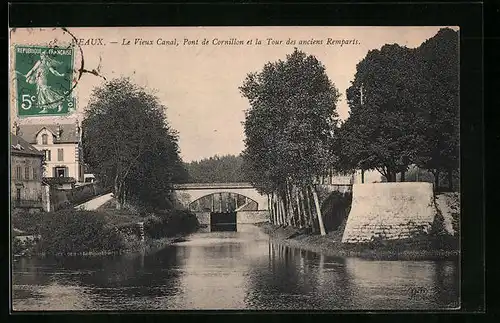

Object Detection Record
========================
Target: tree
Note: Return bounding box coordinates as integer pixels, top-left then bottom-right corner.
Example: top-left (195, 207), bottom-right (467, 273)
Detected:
top-left (342, 44), bottom-right (429, 182)
top-left (339, 28), bottom-right (459, 189)
top-left (125, 128), bottom-right (188, 210)
top-left (184, 154), bottom-right (250, 183)
top-left (240, 48), bottom-right (341, 235)
top-left (82, 77), bottom-right (185, 210)
top-left (414, 28), bottom-right (459, 191)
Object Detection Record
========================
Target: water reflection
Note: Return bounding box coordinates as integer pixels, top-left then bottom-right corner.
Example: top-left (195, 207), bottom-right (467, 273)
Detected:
top-left (12, 224), bottom-right (459, 311)
top-left (244, 243), bottom-right (356, 309)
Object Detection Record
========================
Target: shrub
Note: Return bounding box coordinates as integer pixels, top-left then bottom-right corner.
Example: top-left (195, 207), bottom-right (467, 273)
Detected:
top-left (35, 210), bottom-right (125, 255)
top-left (12, 235), bottom-right (40, 256)
top-left (12, 237), bottom-right (25, 255)
top-left (11, 211), bottom-right (44, 235)
top-left (144, 209), bottom-right (199, 239)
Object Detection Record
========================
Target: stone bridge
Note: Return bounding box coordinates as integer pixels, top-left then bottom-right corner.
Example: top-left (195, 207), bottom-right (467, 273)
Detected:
top-left (172, 182), bottom-right (269, 211)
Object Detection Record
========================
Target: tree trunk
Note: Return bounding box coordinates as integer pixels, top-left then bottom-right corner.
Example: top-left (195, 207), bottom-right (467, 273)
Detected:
top-left (298, 187), bottom-right (311, 228)
top-left (434, 169), bottom-right (440, 192)
top-left (271, 194), bottom-right (275, 224)
top-left (281, 193), bottom-right (287, 226)
top-left (274, 194), bottom-right (279, 225)
top-left (287, 184), bottom-right (298, 227)
top-left (268, 194), bottom-right (273, 224)
top-left (305, 186), bottom-right (317, 233)
top-left (114, 173), bottom-right (121, 210)
top-left (361, 169), bottom-right (365, 183)
top-left (448, 168), bottom-right (453, 192)
top-left (401, 169), bottom-right (406, 182)
top-left (310, 184), bottom-right (326, 236)
top-left (280, 196), bottom-right (285, 226)
top-left (285, 191), bottom-right (293, 227)
top-left (267, 194), bottom-right (273, 224)
top-left (273, 193), bottom-right (279, 225)
top-left (123, 185), bottom-right (127, 207)
top-left (276, 197), bottom-right (280, 225)
top-left (295, 187), bottom-right (304, 229)
top-left (280, 195), bottom-right (287, 226)
top-left (299, 188), bottom-right (306, 228)
top-left (386, 169), bottom-right (396, 182)
top-left (116, 180), bottom-right (125, 211)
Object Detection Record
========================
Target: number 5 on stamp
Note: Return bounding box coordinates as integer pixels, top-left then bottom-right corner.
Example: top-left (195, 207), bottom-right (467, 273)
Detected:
top-left (15, 45), bottom-right (76, 117)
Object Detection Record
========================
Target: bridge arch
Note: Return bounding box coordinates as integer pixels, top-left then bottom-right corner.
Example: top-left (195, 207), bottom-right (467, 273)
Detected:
top-left (188, 192), bottom-right (258, 212)
top-left (172, 182), bottom-right (269, 211)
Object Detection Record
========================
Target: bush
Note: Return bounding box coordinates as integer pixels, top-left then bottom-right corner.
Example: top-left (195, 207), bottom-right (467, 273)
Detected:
top-left (12, 237), bottom-right (25, 255)
top-left (11, 211), bottom-right (44, 235)
top-left (144, 209), bottom-right (199, 239)
top-left (36, 210), bottom-right (125, 255)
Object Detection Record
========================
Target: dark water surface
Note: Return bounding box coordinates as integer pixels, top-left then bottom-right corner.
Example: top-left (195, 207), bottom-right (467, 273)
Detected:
top-left (12, 224), bottom-right (459, 311)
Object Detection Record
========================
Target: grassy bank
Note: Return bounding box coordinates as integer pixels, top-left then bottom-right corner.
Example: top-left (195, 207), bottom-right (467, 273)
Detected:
top-left (11, 202), bottom-right (199, 258)
top-left (256, 222), bottom-right (459, 261)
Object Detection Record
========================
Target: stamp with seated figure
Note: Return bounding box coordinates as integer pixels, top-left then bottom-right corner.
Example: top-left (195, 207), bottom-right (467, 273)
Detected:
top-left (15, 45), bottom-right (76, 116)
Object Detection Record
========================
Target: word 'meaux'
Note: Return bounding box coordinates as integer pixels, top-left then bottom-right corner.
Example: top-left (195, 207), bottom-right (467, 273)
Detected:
top-left (71, 38), bottom-right (104, 46)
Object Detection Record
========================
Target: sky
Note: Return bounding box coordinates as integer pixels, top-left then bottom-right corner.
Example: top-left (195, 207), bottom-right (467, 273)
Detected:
top-left (9, 26), bottom-right (456, 162)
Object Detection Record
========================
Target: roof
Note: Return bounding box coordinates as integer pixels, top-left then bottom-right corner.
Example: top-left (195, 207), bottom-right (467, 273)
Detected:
top-left (10, 133), bottom-right (44, 156)
top-left (17, 123), bottom-right (80, 144)
top-left (43, 177), bottom-right (76, 185)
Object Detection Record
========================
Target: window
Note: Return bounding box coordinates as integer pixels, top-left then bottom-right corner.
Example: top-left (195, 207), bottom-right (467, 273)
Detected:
top-left (16, 166), bottom-right (22, 180)
top-left (16, 188), bottom-right (21, 201)
top-left (55, 167), bottom-right (66, 177)
top-left (25, 167), bottom-right (30, 180)
top-left (33, 167), bottom-right (38, 180)
top-left (42, 134), bottom-right (48, 145)
top-left (44, 149), bottom-right (51, 161)
top-left (57, 148), bottom-right (64, 161)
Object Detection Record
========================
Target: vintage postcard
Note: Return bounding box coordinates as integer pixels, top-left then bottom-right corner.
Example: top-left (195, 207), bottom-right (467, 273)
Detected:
top-left (9, 26), bottom-right (460, 311)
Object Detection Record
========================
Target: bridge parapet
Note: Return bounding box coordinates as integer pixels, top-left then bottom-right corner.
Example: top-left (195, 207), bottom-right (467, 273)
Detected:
top-left (174, 182), bottom-right (257, 190)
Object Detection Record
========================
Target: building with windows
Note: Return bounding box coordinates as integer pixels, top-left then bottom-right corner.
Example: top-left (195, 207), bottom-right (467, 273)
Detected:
top-left (10, 133), bottom-right (45, 212)
top-left (16, 121), bottom-right (84, 183)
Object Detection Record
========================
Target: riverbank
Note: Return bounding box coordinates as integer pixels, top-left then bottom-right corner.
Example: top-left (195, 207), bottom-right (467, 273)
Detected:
top-left (256, 222), bottom-right (459, 261)
top-left (13, 233), bottom-right (188, 259)
top-left (12, 200), bottom-right (199, 258)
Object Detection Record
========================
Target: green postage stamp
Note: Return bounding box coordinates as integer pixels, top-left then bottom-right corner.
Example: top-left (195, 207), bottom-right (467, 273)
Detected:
top-left (15, 45), bottom-right (76, 117)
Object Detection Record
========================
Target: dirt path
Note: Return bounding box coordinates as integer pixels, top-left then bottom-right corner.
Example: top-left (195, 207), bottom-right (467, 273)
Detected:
top-left (74, 193), bottom-right (114, 211)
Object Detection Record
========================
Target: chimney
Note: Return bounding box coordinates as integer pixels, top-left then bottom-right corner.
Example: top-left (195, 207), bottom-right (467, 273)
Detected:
top-left (56, 124), bottom-right (61, 140)
top-left (13, 121), bottom-right (20, 136)
top-left (75, 119), bottom-right (80, 137)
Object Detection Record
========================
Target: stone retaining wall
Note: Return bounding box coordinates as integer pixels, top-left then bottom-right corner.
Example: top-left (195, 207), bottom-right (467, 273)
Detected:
top-left (341, 182), bottom-right (437, 243)
top-left (237, 210), bottom-right (270, 224)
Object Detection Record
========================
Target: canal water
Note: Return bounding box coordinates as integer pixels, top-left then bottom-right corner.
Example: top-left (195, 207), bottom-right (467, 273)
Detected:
top-left (11, 224), bottom-right (459, 311)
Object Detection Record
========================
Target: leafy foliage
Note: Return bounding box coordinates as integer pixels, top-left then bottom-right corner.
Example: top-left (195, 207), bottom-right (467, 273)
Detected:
top-left (82, 77), bottom-right (188, 210)
top-left (340, 28), bottom-right (459, 187)
top-left (35, 210), bottom-right (125, 255)
top-left (414, 28), bottom-right (459, 189)
top-left (184, 154), bottom-right (250, 183)
top-left (240, 48), bottom-right (341, 234)
top-left (240, 48), bottom-right (340, 193)
top-left (11, 211), bottom-right (44, 235)
top-left (144, 209), bottom-right (199, 239)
